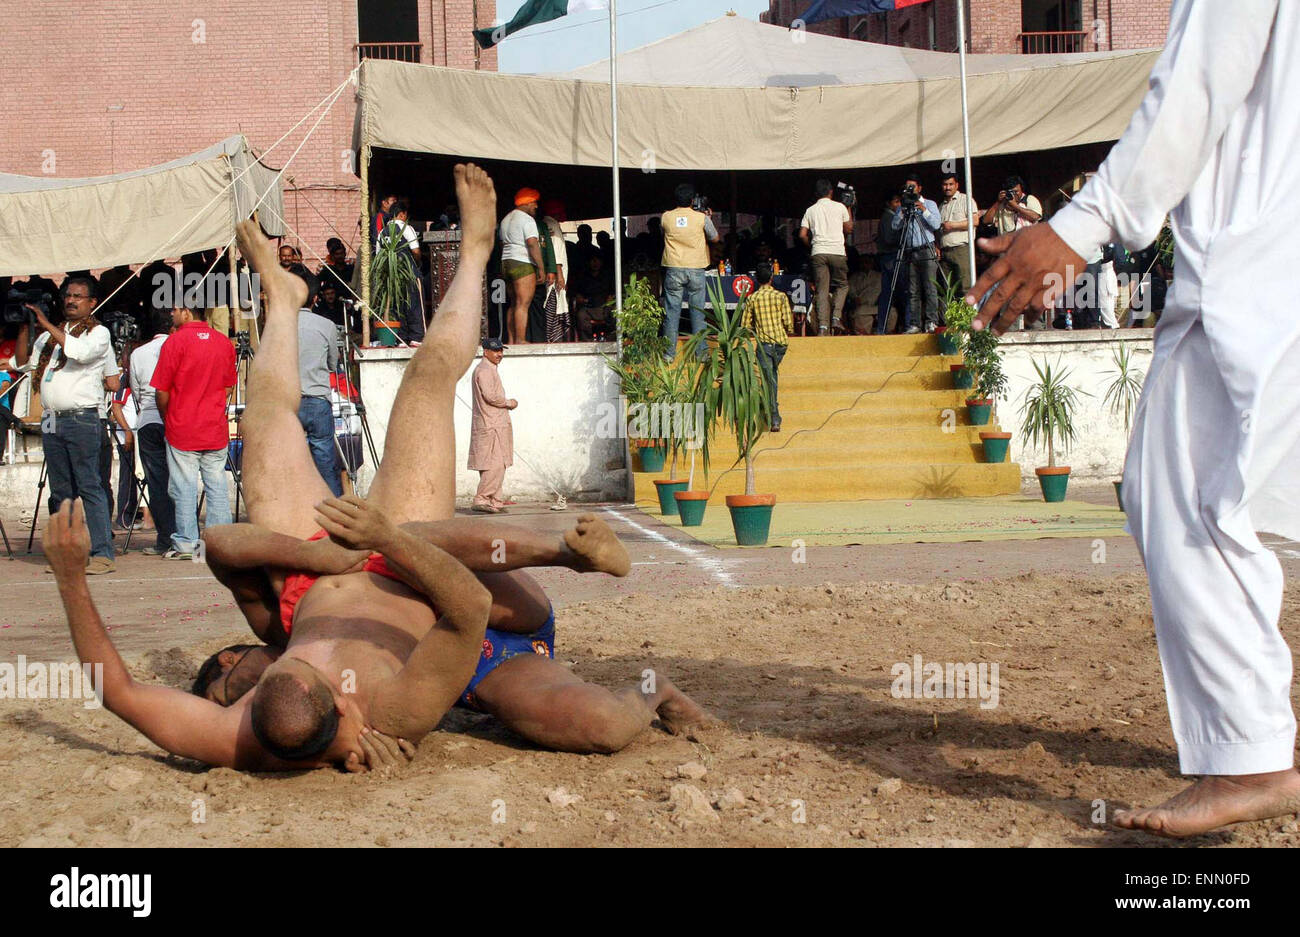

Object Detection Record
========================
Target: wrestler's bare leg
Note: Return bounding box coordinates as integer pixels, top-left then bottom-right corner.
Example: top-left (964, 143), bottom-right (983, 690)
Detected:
top-left (507, 273), bottom-right (535, 345)
top-left (235, 219), bottom-right (332, 540)
top-left (399, 513), bottom-right (630, 578)
top-left (1113, 770), bottom-right (1300, 838)
top-left (366, 164), bottom-right (496, 525)
top-left (472, 654), bottom-right (713, 754)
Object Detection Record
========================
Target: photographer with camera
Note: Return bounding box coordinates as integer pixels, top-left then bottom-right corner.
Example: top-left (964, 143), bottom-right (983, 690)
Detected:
top-left (889, 174), bottom-right (944, 334)
top-left (981, 175), bottom-right (1042, 235)
top-left (660, 182), bottom-right (721, 359)
top-left (5, 276), bottom-right (119, 573)
top-left (799, 179), bottom-right (854, 336)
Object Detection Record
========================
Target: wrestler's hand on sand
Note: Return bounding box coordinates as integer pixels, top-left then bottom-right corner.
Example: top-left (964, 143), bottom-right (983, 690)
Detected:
top-left (344, 726), bottom-right (416, 775)
top-left (45, 499), bottom-right (91, 580)
top-left (314, 495), bottom-right (398, 553)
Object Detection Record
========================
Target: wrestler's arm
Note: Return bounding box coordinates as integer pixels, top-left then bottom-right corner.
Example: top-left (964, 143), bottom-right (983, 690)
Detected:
top-left (394, 518), bottom-right (574, 572)
top-left (313, 499), bottom-right (490, 739)
top-left (201, 523), bottom-right (368, 575)
top-left (47, 501), bottom-right (280, 769)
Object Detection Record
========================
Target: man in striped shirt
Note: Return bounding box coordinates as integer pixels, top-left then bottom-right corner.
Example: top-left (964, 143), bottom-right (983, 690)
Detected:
top-left (742, 263), bottom-right (793, 433)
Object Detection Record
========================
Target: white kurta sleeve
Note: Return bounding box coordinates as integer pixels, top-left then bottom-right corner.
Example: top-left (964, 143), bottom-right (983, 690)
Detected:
top-left (1050, 0), bottom-right (1279, 258)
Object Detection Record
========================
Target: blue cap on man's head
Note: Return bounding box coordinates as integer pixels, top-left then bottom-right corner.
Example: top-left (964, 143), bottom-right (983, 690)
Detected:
top-left (483, 338), bottom-right (506, 352)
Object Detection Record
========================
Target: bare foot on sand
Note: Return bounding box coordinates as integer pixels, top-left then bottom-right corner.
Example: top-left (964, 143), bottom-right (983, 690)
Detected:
top-left (1113, 769), bottom-right (1300, 837)
top-left (655, 676), bottom-right (716, 738)
top-left (454, 163), bottom-right (496, 259)
top-left (236, 220), bottom-right (307, 314)
top-left (565, 514), bottom-right (630, 577)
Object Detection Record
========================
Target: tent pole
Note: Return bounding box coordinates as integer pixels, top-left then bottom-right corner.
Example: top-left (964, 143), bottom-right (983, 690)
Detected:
top-left (359, 143), bottom-right (372, 347)
top-left (610, 0), bottom-right (623, 341)
top-left (957, 0), bottom-right (977, 288)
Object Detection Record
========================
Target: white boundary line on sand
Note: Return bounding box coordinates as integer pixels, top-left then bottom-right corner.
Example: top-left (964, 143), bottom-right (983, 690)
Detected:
top-left (603, 507), bottom-right (739, 589)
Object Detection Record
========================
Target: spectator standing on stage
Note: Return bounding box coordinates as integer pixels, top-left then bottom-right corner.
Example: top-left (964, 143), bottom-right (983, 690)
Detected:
top-left (290, 264), bottom-right (343, 497)
top-left (499, 188), bottom-right (546, 346)
top-left (660, 182), bottom-right (721, 359)
top-left (890, 174), bottom-right (943, 334)
top-left (875, 194), bottom-right (911, 335)
top-left (743, 263), bottom-right (793, 433)
top-left (938, 172), bottom-right (977, 291)
top-left (372, 193), bottom-right (398, 244)
top-left (129, 311), bottom-right (176, 556)
top-left (380, 200), bottom-right (425, 345)
top-left (7, 277), bottom-right (118, 573)
top-left (151, 304), bottom-right (236, 560)
top-left (799, 179), bottom-right (854, 335)
top-left (541, 199), bottom-right (572, 342)
top-left (469, 338), bottom-right (517, 514)
top-left (981, 175), bottom-right (1042, 235)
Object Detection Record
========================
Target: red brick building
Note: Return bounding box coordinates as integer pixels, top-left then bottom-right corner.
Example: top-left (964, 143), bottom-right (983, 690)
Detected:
top-left (761, 0), bottom-right (1170, 54)
top-left (0, 0), bottom-right (496, 272)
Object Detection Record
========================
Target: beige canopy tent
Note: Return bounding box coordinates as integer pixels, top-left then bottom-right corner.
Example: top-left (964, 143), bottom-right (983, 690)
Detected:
top-left (0, 135), bottom-right (286, 277)
top-left (353, 15), bottom-right (1159, 173)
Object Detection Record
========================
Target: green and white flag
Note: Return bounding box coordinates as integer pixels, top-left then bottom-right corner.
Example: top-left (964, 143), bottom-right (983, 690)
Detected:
top-left (474, 0), bottom-right (610, 50)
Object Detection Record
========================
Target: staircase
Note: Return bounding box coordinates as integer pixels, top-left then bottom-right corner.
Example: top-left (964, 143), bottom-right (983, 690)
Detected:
top-left (632, 334), bottom-right (1020, 507)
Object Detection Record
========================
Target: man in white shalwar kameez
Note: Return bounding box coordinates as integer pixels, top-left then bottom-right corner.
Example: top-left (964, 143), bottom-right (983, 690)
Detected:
top-left (968, 0), bottom-right (1300, 836)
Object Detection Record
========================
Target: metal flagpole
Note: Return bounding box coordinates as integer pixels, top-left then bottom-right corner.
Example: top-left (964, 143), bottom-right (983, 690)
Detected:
top-left (956, 0), bottom-right (977, 288)
top-left (610, 0), bottom-right (624, 341)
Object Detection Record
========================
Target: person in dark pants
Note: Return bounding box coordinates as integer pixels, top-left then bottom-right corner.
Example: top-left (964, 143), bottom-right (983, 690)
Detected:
top-left (290, 265), bottom-right (344, 497)
top-left (742, 264), bottom-right (793, 432)
top-left (6, 276), bottom-right (119, 573)
top-left (889, 173), bottom-right (943, 334)
top-left (875, 194), bottom-right (911, 334)
top-left (128, 311), bottom-right (176, 555)
top-left (110, 380), bottom-right (139, 529)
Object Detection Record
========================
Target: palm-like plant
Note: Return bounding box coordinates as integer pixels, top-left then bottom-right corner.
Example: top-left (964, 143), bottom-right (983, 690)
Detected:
top-left (1101, 340), bottom-right (1145, 436)
top-left (369, 227), bottom-right (417, 326)
top-left (1019, 358), bottom-right (1088, 469)
top-left (684, 279), bottom-right (769, 495)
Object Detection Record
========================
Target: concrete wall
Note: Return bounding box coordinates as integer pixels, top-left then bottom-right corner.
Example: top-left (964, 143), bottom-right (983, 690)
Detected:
top-left (998, 329), bottom-right (1154, 481)
top-left (354, 342), bottom-right (628, 505)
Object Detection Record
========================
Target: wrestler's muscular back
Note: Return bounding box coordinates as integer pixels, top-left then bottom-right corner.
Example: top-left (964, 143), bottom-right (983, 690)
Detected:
top-left (285, 571), bottom-right (439, 704)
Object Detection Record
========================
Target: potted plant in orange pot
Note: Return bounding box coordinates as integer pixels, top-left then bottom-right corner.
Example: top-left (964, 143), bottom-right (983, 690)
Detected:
top-left (1019, 357), bottom-right (1087, 502)
top-left (686, 280), bottom-right (772, 545)
top-left (368, 225), bottom-right (413, 347)
top-left (660, 356), bottom-right (712, 527)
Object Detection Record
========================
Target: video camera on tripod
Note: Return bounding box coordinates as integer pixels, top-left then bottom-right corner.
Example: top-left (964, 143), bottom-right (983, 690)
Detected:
top-left (900, 182), bottom-right (922, 207)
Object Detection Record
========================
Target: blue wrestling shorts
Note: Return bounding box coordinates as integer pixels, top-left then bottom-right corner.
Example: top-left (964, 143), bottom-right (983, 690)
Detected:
top-left (458, 606), bottom-right (556, 711)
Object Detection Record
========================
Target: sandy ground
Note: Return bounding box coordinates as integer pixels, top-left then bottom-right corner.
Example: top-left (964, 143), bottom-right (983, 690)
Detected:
top-left (2, 484), bottom-right (1299, 848)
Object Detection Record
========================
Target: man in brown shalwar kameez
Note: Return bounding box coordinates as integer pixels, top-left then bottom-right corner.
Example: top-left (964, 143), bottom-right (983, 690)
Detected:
top-left (469, 338), bottom-right (516, 514)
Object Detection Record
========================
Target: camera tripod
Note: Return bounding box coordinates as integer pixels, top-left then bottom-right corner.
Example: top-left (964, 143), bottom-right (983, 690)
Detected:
top-left (332, 324), bottom-right (380, 493)
top-left (220, 331), bottom-right (255, 522)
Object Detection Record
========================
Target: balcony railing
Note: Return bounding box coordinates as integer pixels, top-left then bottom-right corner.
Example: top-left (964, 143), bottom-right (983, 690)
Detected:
top-left (355, 42), bottom-right (423, 64)
top-left (1018, 30), bottom-right (1090, 54)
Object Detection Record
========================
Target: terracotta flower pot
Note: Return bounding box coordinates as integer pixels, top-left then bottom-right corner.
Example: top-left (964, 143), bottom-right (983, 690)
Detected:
top-left (673, 490), bottom-right (709, 527)
top-left (966, 397), bottom-right (993, 426)
top-left (725, 494), bottom-right (776, 546)
top-left (1035, 466), bottom-right (1071, 503)
top-left (979, 431), bottom-right (1011, 463)
top-left (950, 364), bottom-right (973, 390)
top-left (375, 321), bottom-right (402, 347)
top-left (653, 478), bottom-right (689, 515)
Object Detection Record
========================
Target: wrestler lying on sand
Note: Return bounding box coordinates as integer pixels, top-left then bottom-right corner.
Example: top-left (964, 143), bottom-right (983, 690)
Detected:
top-left (48, 164), bottom-right (707, 772)
top-left (196, 504), bottom-right (710, 754)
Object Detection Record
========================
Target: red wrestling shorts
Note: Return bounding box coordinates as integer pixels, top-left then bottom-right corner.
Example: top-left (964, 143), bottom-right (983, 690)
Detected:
top-left (278, 530), bottom-right (408, 635)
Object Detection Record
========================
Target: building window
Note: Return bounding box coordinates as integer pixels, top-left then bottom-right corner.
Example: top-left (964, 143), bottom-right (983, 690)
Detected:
top-left (357, 0), bottom-right (422, 63)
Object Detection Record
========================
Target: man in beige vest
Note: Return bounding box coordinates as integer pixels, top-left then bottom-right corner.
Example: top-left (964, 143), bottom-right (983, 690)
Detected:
top-left (469, 338), bottom-right (516, 514)
top-left (660, 183), bottom-right (720, 360)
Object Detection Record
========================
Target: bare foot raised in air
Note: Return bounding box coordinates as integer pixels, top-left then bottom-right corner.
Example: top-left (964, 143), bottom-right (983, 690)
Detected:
top-left (236, 220), bottom-right (307, 314)
top-left (565, 514), bottom-right (630, 577)
top-left (654, 676), bottom-right (716, 739)
top-left (454, 163), bottom-right (497, 259)
top-left (1113, 769), bottom-right (1300, 838)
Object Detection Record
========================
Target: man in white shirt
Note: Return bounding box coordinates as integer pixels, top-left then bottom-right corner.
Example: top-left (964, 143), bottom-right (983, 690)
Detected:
top-left (969, 1), bottom-right (1300, 837)
top-left (128, 311), bottom-right (176, 556)
top-left (380, 199), bottom-right (425, 345)
top-left (799, 179), bottom-right (854, 335)
top-left (937, 172), bottom-right (977, 292)
top-left (7, 277), bottom-right (119, 573)
top-left (499, 188), bottom-right (546, 345)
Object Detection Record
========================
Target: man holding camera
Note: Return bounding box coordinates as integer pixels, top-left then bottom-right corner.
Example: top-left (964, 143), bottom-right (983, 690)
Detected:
top-left (799, 180), bottom-right (854, 336)
top-left (890, 175), bottom-right (944, 334)
top-left (982, 175), bottom-right (1042, 236)
top-left (661, 183), bottom-right (721, 359)
top-left (6, 277), bottom-right (119, 573)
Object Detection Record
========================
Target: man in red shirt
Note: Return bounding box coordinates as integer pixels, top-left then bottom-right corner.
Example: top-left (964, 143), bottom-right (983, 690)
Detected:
top-left (150, 305), bottom-right (236, 559)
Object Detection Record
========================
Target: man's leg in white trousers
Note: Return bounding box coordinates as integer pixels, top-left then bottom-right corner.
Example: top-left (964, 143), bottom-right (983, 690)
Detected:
top-left (1115, 319), bottom-right (1300, 837)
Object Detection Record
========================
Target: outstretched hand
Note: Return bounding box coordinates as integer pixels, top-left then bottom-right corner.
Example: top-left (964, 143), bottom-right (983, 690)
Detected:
top-left (343, 727), bottom-right (416, 775)
top-left (314, 495), bottom-right (398, 553)
top-left (966, 224), bottom-right (1086, 334)
top-left (45, 499), bottom-right (91, 579)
